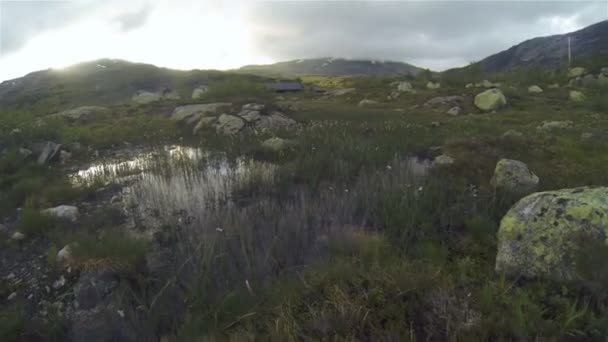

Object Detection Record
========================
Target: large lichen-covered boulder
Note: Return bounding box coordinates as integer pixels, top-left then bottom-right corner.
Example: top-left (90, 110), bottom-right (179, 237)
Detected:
top-left (569, 90), bottom-right (586, 102)
top-left (215, 114), bottom-right (245, 135)
top-left (496, 187), bottom-right (608, 280)
top-left (491, 159), bottom-right (539, 195)
top-left (568, 67), bottom-right (587, 79)
top-left (474, 89), bottom-right (507, 112)
top-left (170, 103), bottom-right (231, 124)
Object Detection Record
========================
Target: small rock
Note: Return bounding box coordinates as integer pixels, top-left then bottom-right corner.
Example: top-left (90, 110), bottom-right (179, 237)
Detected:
top-left (528, 85), bottom-right (543, 93)
top-left (568, 67), bottom-right (587, 79)
top-left (537, 120), bottom-right (573, 131)
top-left (7, 292), bottom-right (17, 301)
top-left (37, 141), bottom-right (62, 165)
top-left (261, 137), bottom-right (294, 152)
top-left (581, 132), bottom-right (594, 140)
top-left (446, 106), bottom-right (461, 116)
top-left (110, 195), bottom-right (122, 204)
top-left (10, 128), bottom-right (22, 135)
top-left (18, 148), bottom-right (32, 157)
top-left (11, 231), bottom-right (26, 241)
top-left (43, 205), bottom-right (79, 222)
top-left (57, 245), bottom-right (73, 265)
top-left (569, 90), bottom-right (586, 103)
top-left (52, 275), bottom-right (66, 289)
top-left (426, 81), bottom-right (441, 89)
top-left (191, 85), bottom-right (209, 99)
top-left (358, 99), bottom-right (378, 107)
top-left (433, 155), bottom-right (455, 166)
top-left (430, 121), bottom-right (441, 128)
top-left (59, 150), bottom-right (72, 164)
top-left (491, 159), bottom-right (539, 195)
top-left (547, 83), bottom-right (560, 89)
top-left (502, 129), bottom-right (524, 140)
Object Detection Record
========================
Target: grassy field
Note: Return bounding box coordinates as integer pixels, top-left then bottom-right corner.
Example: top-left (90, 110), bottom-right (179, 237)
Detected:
top-left (1, 65), bottom-right (608, 340)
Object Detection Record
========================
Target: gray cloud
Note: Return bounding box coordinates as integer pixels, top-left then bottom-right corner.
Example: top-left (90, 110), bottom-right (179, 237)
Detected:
top-left (246, 1), bottom-right (607, 69)
top-left (113, 4), bottom-right (153, 32)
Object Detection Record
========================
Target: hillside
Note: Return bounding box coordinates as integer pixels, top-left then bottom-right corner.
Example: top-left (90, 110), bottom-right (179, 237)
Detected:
top-left (239, 58), bottom-right (424, 77)
top-left (474, 20), bottom-right (608, 72)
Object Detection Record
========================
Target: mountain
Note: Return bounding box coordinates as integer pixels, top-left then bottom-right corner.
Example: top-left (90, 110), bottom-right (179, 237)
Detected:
top-left (0, 59), bottom-right (264, 113)
top-left (238, 58), bottom-right (424, 77)
top-left (474, 20), bottom-right (608, 72)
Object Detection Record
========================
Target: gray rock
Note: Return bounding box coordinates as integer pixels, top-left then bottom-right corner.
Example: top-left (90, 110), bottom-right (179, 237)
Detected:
top-left (7, 292), bottom-right (17, 301)
top-left (569, 90), bottom-right (585, 102)
top-left (502, 129), bottom-right (524, 140)
top-left (252, 112), bottom-right (296, 131)
top-left (396, 81), bottom-right (414, 93)
top-left (242, 103), bottom-right (265, 111)
top-left (491, 159), bottom-right (539, 195)
top-left (60, 150), bottom-right (72, 164)
top-left (358, 99), bottom-right (378, 107)
top-left (57, 245), bottom-right (73, 265)
top-left (192, 117), bottom-right (217, 135)
top-left (424, 95), bottom-right (463, 107)
top-left (49, 106), bottom-right (110, 123)
top-left (261, 137), bottom-right (294, 152)
top-left (170, 103), bottom-right (231, 124)
top-left (132, 91), bottom-right (161, 104)
top-left (18, 148), bottom-right (32, 157)
top-left (215, 114), bottom-right (245, 135)
top-left (43, 205), bottom-right (79, 222)
top-left (601, 67), bottom-right (608, 76)
top-left (446, 106), bottom-right (461, 116)
top-left (74, 270), bottom-right (119, 310)
top-left (71, 305), bottom-right (135, 342)
top-left (537, 120), bottom-right (573, 131)
top-left (528, 85), bottom-right (543, 93)
top-left (37, 142), bottom-right (62, 165)
top-left (52, 275), bottom-right (66, 289)
top-left (11, 231), bottom-right (26, 241)
top-left (191, 86), bottom-right (209, 99)
top-left (581, 74), bottom-right (596, 87)
top-left (581, 132), bottom-right (594, 140)
top-left (547, 83), bottom-right (560, 89)
top-left (433, 154), bottom-right (455, 166)
top-left (568, 67), bottom-right (587, 79)
top-left (239, 110), bottom-right (262, 122)
top-left (426, 81), bottom-right (441, 89)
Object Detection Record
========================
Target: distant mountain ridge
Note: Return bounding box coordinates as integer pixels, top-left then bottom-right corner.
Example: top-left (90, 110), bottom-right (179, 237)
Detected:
top-left (239, 58), bottom-right (424, 77)
top-left (474, 20), bottom-right (608, 72)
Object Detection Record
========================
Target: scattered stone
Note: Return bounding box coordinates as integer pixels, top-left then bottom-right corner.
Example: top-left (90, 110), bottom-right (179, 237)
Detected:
top-left (215, 114), bottom-right (245, 135)
top-left (426, 81), bottom-right (441, 89)
top-left (191, 85), bottom-right (209, 99)
top-left (528, 85), bottom-right (543, 93)
top-left (49, 106), bottom-right (110, 123)
top-left (495, 187), bottom-right (608, 280)
top-left (502, 129), bottom-right (524, 140)
top-left (491, 159), bottom-right (539, 195)
top-left (43, 205), bottom-right (79, 222)
top-left (170, 103), bottom-right (231, 124)
top-left (7, 292), bottom-right (17, 301)
top-left (424, 95), bottom-right (463, 107)
top-left (37, 141), bottom-right (62, 165)
top-left (11, 231), bottom-right (26, 241)
top-left (537, 120), bottom-right (573, 131)
top-left (57, 245), bottom-right (73, 265)
top-left (568, 67), bottom-right (587, 79)
top-left (358, 99), bottom-right (378, 107)
top-left (446, 106), bottom-right (462, 116)
top-left (474, 89), bottom-right (507, 112)
top-left (433, 154), bottom-right (455, 166)
top-left (52, 275), bottom-right (66, 289)
top-left (261, 137), bottom-right (294, 152)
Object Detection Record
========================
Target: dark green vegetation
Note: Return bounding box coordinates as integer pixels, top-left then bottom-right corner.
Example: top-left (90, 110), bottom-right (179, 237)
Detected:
top-left (1, 57), bottom-right (608, 341)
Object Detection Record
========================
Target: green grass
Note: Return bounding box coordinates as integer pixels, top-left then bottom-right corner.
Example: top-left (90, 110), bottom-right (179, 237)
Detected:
top-left (69, 230), bottom-right (150, 272)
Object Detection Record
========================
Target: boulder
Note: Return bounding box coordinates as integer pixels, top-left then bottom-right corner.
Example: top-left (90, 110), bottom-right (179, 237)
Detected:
top-left (476, 80), bottom-right (495, 88)
top-left (465, 83), bottom-right (474, 89)
top-left (49, 106), bottom-right (110, 123)
top-left (74, 270), bottom-right (119, 310)
top-left (253, 112), bottom-right (297, 131)
top-left (424, 95), bottom-right (463, 107)
top-left (491, 159), bottom-right (539, 195)
top-left (581, 132), bottom-right (594, 140)
top-left (568, 67), bottom-right (587, 79)
top-left (215, 114), bottom-right (245, 135)
top-left (170, 103), bottom-right (231, 124)
top-left (601, 67), bottom-right (608, 76)
top-left (192, 117), bottom-right (218, 135)
top-left (18, 148), bottom-right (32, 158)
top-left (502, 129), bottom-right (523, 140)
top-left (433, 155), bottom-right (455, 166)
top-left (474, 89), bottom-right (507, 112)
top-left (528, 85), bottom-right (543, 93)
top-left (426, 81), bottom-right (441, 89)
top-left (548, 83), bottom-right (560, 89)
top-left (261, 137), bottom-right (294, 152)
top-left (11, 232), bottom-right (26, 241)
top-left (191, 86), bottom-right (209, 99)
top-left (537, 120), bottom-right (573, 131)
top-left (132, 91), bottom-right (161, 104)
top-left (495, 187), bottom-right (608, 280)
top-left (446, 106), bottom-right (461, 116)
top-left (37, 142), bottom-right (62, 165)
top-left (43, 205), bottom-right (79, 222)
top-left (57, 245), bottom-right (73, 265)
top-left (358, 99), bottom-right (378, 107)
top-left (396, 81), bottom-right (414, 93)
top-left (581, 74), bottom-right (596, 87)
top-left (569, 90), bottom-right (585, 102)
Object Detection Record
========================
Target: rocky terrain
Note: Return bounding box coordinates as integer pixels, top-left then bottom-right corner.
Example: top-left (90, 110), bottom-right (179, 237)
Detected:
top-left (1, 29), bottom-right (608, 340)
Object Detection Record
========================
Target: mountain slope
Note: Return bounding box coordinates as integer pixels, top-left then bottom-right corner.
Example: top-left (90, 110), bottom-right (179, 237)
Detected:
top-left (475, 20), bottom-right (608, 72)
top-left (239, 58), bottom-right (424, 77)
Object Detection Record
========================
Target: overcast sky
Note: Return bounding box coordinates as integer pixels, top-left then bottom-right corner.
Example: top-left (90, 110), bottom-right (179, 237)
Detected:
top-left (0, 0), bottom-right (607, 81)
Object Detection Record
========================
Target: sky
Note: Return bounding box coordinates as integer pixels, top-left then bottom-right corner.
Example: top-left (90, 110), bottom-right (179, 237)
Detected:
top-left (0, 0), bottom-right (607, 81)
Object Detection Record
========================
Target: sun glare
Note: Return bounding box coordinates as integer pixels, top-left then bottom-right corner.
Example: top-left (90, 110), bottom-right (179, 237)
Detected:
top-left (0, 1), bottom-right (272, 81)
